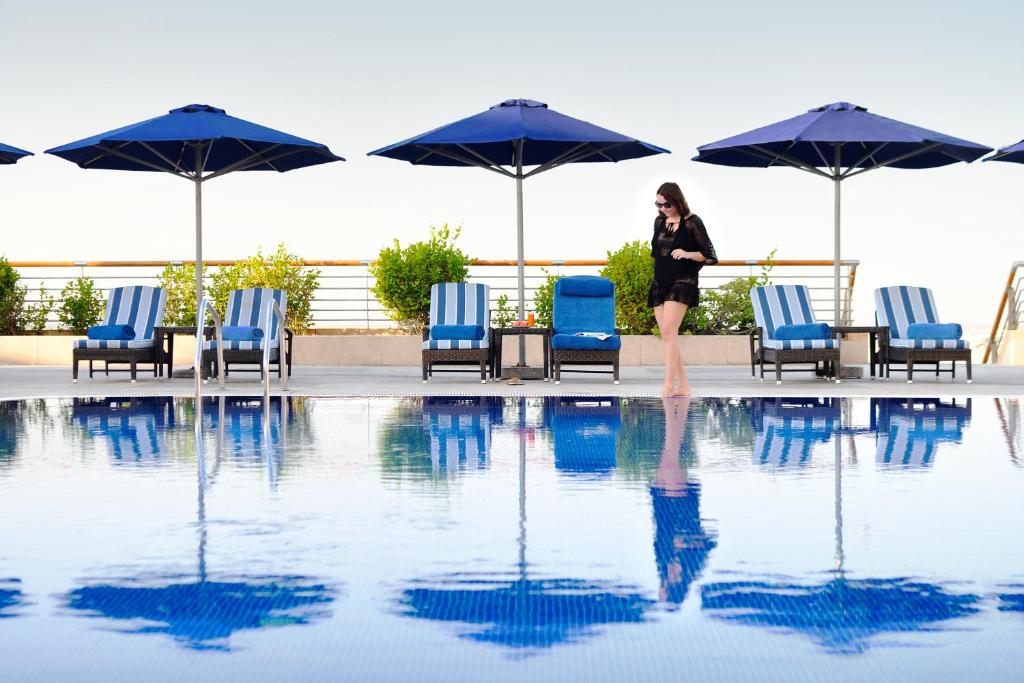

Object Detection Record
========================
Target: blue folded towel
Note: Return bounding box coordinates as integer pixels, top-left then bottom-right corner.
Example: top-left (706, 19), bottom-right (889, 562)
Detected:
top-left (431, 324), bottom-right (485, 340)
top-left (906, 322), bottom-right (962, 340)
top-left (773, 323), bottom-right (832, 340)
top-left (86, 325), bottom-right (136, 341)
top-left (221, 325), bottom-right (265, 341)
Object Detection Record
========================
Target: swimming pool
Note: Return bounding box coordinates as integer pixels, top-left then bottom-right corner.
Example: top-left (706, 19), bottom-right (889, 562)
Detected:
top-left (0, 395), bottom-right (1021, 681)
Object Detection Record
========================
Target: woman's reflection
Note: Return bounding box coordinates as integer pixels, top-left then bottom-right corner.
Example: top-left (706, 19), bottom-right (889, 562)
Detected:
top-left (651, 397), bottom-right (716, 606)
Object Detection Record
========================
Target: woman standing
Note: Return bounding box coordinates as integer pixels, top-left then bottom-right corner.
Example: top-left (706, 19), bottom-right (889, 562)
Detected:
top-left (648, 182), bottom-right (717, 397)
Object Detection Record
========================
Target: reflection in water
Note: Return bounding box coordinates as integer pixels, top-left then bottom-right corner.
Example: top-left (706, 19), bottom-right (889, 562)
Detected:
top-left (0, 578), bottom-right (27, 618)
top-left (72, 397), bottom-right (174, 465)
top-left (994, 399), bottom-right (1023, 467)
top-left (752, 398), bottom-right (839, 469)
top-left (997, 587), bottom-right (1024, 613)
top-left (701, 576), bottom-right (980, 655)
top-left (543, 397), bottom-right (621, 476)
top-left (872, 398), bottom-right (972, 468)
top-left (0, 399), bottom-right (56, 468)
top-left (399, 573), bottom-right (653, 649)
top-left (63, 408), bottom-right (336, 651)
top-left (64, 574), bottom-right (335, 651)
top-left (378, 397), bottom-right (503, 482)
top-left (652, 398), bottom-right (716, 605)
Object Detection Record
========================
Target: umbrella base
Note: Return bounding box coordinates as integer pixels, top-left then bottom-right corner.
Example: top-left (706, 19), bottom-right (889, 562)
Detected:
top-left (501, 365), bottom-right (545, 381)
top-left (816, 364), bottom-right (863, 379)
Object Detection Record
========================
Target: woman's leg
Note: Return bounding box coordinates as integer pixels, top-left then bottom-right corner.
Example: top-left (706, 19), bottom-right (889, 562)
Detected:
top-left (658, 301), bottom-right (689, 396)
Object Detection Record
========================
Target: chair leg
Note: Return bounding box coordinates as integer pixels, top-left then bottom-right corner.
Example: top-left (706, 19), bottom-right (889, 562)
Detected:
top-left (554, 357), bottom-right (561, 384)
top-left (73, 358), bottom-right (79, 383)
top-left (422, 359), bottom-right (428, 383)
top-left (966, 356), bottom-right (973, 384)
top-left (479, 358), bottom-right (486, 384)
top-left (775, 362), bottom-right (782, 385)
top-left (613, 359), bottom-right (620, 385)
top-left (907, 358), bottom-right (914, 384)
top-left (88, 360), bottom-right (94, 379)
top-left (130, 360), bottom-right (137, 383)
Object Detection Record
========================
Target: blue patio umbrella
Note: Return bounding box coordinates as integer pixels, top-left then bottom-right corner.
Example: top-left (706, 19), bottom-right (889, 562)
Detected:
top-left (369, 99), bottom-right (668, 366)
top-left (694, 102), bottom-right (991, 326)
top-left (0, 142), bottom-right (32, 165)
top-left (46, 104), bottom-right (344, 311)
top-left (985, 139), bottom-right (1024, 164)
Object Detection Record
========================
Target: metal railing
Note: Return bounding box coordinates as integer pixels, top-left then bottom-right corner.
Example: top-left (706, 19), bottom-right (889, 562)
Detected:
top-left (984, 261), bottom-right (1024, 364)
top-left (10, 258), bottom-right (859, 329)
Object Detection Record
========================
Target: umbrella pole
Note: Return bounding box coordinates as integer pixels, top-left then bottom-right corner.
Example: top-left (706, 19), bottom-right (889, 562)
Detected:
top-left (194, 143), bottom-right (204, 317)
top-left (833, 143), bottom-right (842, 328)
top-left (515, 141), bottom-right (526, 366)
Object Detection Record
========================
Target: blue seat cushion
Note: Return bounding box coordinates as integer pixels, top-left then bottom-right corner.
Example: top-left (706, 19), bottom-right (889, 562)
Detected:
top-left (86, 325), bottom-right (136, 341)
top-left (905, 322), bottom-right (962, 340)
top-left (221, 325), bottom-right (264, 341)
top-left (551, 333), bottom-right (621, 351)
top-left (431, 324), bottom-right (485, 341)
top-left (773, 323), bottom-right (832, 340)
top-left (558, 277), bottom-right (614, 297)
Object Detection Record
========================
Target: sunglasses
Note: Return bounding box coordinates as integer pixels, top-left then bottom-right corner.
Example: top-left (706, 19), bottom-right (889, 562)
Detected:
top-left (655, 201), bottom-right (672, 209)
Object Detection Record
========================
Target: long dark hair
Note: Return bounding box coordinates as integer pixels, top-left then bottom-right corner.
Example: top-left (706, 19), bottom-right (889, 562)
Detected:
top-left (656, 182), bottom-right (691, 225)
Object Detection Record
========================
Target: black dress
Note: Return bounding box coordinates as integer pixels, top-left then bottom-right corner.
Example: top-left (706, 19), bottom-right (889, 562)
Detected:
top-left (647, 214), bottom-right (718, 308)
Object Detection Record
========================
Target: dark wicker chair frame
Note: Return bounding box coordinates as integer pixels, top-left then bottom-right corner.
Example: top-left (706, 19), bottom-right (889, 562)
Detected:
top-left (549, 328), bottom-right (622, 384)
top-left (879, 344), bottom-right (972, 384)
top-left (421, 327), bottom-right (495, 384)
top-left (749, 327), bottom-right (841, 385)
top-left (73, 345), bottom-right (164, 383)
top-left (202, 329), bottom-right (294, 379)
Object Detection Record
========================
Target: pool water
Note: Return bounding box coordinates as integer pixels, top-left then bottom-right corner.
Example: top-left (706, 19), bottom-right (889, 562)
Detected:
top-left (0, 395), bottom-right (1022, 682)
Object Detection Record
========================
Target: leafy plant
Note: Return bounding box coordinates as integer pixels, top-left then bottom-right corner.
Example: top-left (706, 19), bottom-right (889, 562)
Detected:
top-left (601, 240), bottom-right (656, 334)
top-left (0, 257), bottom-right (27, 335)
top-left (57, 276), bottom-right (106, 333)
top-left (492, 294), bottom-right (519, 328)
top-left (157, 262), bottom-right (204, 326)
top-left (532, 269), bottom-right (561, 328)
top-left (369, 224), bottom-right (470, 332)
top-left (208, 245), bottom-right (321, 333)
top-left (682, 249), bottom-right (775, 335)
top-left (22, 285), bottom-right (54, 333)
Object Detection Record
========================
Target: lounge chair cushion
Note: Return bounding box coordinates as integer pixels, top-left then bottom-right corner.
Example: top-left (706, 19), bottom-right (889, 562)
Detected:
top-left (906, 323), bottom-right (962, 340)
top-left (761, 338), bottom-right (838, 351)
top-left (430, 324), bottom-right (485, 341)
top-left (773, 323), bottom-right (832, 340)
top-left (422, 338), bottom-right (489, 350)
top-left (203, 339), bottom-right (279, 354)
top-left (86, 324), bottom-right (136, 341)
top-left (888, 338), bottom-right (969, 350)
top-left (221, 325), bottom-right (265, 341)
top-left (557, 276), bottom-right (614, 297)
top-left (551, 333), bottom-right (621, 351)
top-left (74, 339), bottom-right (154, 350)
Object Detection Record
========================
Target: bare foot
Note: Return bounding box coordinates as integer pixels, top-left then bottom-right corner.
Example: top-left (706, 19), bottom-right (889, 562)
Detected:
top-left (670, 385), bottom-right (692, 397)
top-left (660, 384), bottom-right (674, 398)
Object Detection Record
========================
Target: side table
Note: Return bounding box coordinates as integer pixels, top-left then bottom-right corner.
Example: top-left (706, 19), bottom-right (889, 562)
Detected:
top-left (493, 327), bottom-right (550, 379)
top-left (831, 325), bottom-right (888, 379)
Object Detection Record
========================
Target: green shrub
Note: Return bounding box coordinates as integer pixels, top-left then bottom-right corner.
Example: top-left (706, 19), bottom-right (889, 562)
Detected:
top-left (369, 224), bottom-right (470, 332)
top-left (157, 262), bottom-right (204, 326)
top-left (601, 240), bottom-right (656, 334)
top-left (57, 277), bottom-right (105, 333)
top-left (22, 285), bottom-right (54, 333)
top-left (208, 245), bottom-right (321, 333)
top-left (682, 249), bottom-right (775, 335)
top-left (532, 269), bottom-right (561, 328)
top-left (492, 294), bottom-right (518, 328)
top-left (0, 257), bottom-right (27, 335)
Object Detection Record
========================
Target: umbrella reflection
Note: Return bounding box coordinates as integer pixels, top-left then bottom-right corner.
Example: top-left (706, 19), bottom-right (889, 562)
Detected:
top-left (872, 398), bottom-right (971, 468)
top-left (62, 408), bottom-right (336, 651)
top-left (705, 397), bottom-right (981, 654)
top-left (543, 397), bottom-right (621, 476)
top-left (0, 578), bottom-right (27, 618)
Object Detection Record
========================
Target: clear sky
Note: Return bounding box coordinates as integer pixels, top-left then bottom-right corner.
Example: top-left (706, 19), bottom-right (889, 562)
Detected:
top-left (1, 0), bottom-right (1021, 325)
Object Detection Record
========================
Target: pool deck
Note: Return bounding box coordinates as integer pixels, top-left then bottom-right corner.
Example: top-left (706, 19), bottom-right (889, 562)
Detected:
top-left (1, 364), bottom-right (1022, 399)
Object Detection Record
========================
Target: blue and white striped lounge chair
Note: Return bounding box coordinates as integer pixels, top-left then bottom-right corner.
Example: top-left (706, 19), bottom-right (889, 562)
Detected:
top-left (202, 288), bottom-right (292, 380)
top-left (72, 286), bottom-right (167, 383)
top-left (752, 398), bottom-right (838, 470)
top-left (874, 286), bottom-right (972, 383)
top-left (749, 285), bottom-right (840, 384)
top-left (872, 398), bottom-right (971, 468)
top-left (421, 282), bottom-right (492, 383)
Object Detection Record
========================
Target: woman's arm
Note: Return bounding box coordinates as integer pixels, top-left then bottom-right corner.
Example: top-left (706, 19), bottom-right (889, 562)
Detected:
top-left (674, 215), bottom-right (718, 264)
